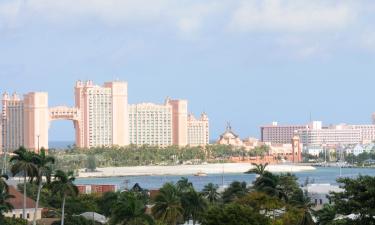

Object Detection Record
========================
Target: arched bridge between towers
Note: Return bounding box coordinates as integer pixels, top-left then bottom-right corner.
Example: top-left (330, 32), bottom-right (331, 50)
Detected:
top-left (49, 106), bottom-right (82, 147)
top-left (49, 106), bottom-right (80, 121)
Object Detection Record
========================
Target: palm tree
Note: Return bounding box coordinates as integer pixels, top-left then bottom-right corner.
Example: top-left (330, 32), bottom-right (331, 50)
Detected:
top-left (176, 177), bottom-right (193, 193)
top-left (314, 204), bottom-right (336, 225)
top-left (294, 191), bottom-right (315, 225)
top-left (222, 181), bottom-right (249, 203)
top-left (32, 148), bottom-right (55, 225)
top-left (10, 146), bottom-right (38, 219)
top-left (51, 170), bottom-right (78, 225)
top-left (152, 183), bottom-right (183, 225)
top-left (245, 163), bottom-right (269, 176)
top-left (110, 192), bottom-right (154, 225)
top-left (201, 183), bottom-right (220, 204)
top-left (181, 189), bottom-right (207, 225)
top-left (0, 184), bottom-right (14, 223)
top-left (253, 172), bottom-right (287, 201)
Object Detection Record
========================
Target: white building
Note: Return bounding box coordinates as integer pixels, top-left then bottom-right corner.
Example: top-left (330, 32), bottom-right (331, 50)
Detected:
top-left (4, 186), bottom-right (43, 222)
top-left (187, 113), bottom-right (209, 147)
top-left (304, 184), bottom-right (343, 210)
top-left (1, 93), bottom-right (24, 151)
top-left (128, 102), bottom-right (173, 147)
top-left (128, 99), bottom-right (209, 147)
top-left (304, 146), bottom-right (324, 157)
top-left (297, 122), bottom-right (362, 147)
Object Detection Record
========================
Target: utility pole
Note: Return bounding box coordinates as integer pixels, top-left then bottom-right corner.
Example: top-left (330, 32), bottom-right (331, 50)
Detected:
top-left (37, 135), bottom-right (40, 154)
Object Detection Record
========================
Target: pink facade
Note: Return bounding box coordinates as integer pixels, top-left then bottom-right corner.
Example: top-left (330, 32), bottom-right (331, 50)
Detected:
top-left (2, 80), bottom-right (208, 151)
top-left (2, 92), bottom-right (49, 151)
top-left (168, 99), bottom-right (188, 146)
top-left (74, 81), bottom-right (129, 148)
top-left (23, 92), bottom-right (49, 151)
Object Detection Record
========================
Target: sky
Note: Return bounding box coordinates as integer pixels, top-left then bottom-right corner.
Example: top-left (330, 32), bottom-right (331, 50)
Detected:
top-left (1, 0), bottom-right (375, 141)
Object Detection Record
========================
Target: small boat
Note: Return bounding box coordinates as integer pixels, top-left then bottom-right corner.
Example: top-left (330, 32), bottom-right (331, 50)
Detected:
top-left (194, 171), bottom-right (207, 177)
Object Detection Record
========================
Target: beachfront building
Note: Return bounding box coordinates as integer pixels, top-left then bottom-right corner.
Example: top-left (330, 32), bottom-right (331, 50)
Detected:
top-left (217, 125), bottom-right (302, 162)
top-left (260, 122), bottom-right (307, 144)
top-left (74, 81), bottom-right (129, 148)
top-left (2, 92), bottom-right (49, 151)
top-left (296, 121), bottom-right (370, 147)
top-left (1, 80), bottom-right (209, 150)
top-left (129, 99), bottom-right (209, 147)
top-left (1, 93), bottom-right (24, 152)
top-left (128, 102), bottom-right (173, 146)
top-left (187, 113), bottom-right (209, 147)
top-left (217, 124), bottom-right (243, 147)
top-left (347, 124), bottom-right (375, 144)
top-left (1, 81), bottom-right (129, 150)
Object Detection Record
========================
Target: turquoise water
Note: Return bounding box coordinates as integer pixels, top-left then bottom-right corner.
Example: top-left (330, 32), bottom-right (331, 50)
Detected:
top-left (75, 167), bottom-right (375, 191)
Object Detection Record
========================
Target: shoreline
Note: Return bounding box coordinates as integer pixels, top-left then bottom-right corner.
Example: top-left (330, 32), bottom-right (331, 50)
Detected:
top-left (77, 163), bottom-right (316, 178)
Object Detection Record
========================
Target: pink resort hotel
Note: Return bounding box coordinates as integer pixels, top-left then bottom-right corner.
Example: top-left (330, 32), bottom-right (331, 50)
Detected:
top-left (0, 80), bottom-right (209, 152)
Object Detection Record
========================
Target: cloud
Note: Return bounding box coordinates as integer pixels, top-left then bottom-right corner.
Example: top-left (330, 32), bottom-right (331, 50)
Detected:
top-left (229, 0), bottom-right (357, 33)
top-left (0, 0), bottom-right (22, 29)
top-left (0, 0), bottom-right (227, 41)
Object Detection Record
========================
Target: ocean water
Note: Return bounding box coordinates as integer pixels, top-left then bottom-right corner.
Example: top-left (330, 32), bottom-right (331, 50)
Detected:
top-left (75, 167), bottom-right (375, 191)
top-left (49, 141), bottom-right (74, 149)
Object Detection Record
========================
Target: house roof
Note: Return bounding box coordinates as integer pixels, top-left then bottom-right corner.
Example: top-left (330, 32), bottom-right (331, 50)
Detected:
top-left (7, 185), bottom-right (38, 209)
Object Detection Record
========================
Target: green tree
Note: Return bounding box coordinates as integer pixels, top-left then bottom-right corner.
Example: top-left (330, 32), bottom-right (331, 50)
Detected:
top-left (51, 170), bottom-right (79, 225)
top-left (330, 176), bottom-right (375, 225)
top-left (201, 183), bottom-right (220, 204)
top-left (237, 192), bottom-right (284, 220)
top-left (152, 183), bottom-right (183, 225)
top-left (110, 192), bottom-right (154, 225)
top-left (31, 148), bottom-right (55, 225)
top-left (3, 217), bottom-right (28, 225)
top-left (314, 204), bottom-right (337, 225)
top-left (293, 190), bottom-right (315, 225)
top-left (86, 155), bottom-right (96, 172)
top-left (176, 177), bottom-right (193, 193)
top-left (97, 191), bottom-right (119, 217)
top-left (277, 173), bottom-right (301, 203)
top-left (0, 184), bottom-right (14, 223)
top-left (222, 181), bottom-right (249, 203)
top-left (245, 163), bottom-right (269, 176)
top-left (252, 172), bottom-right (286, 201)
top-left (181, 189), bottom-right (207, 225)
top-left (201, 203), bottom-right (270, 225)
top-left (10, 146), bottom-right (38, 219)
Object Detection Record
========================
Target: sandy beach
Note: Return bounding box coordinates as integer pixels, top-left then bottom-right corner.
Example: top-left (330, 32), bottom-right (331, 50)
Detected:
top-left (77, 163), bottom-right (316, 178)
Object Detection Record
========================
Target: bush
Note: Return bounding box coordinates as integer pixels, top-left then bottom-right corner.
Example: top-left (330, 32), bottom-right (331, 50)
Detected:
top-left (3, 217), bottom-right (28, 225)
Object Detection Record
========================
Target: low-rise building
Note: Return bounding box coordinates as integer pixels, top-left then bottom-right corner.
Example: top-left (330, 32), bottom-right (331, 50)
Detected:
top-left (5, 186), bottom-right (43, 221)
top-left (76, 184), bottom-right (117, 194)
top-left (304, 184), bottom-right (343, 210)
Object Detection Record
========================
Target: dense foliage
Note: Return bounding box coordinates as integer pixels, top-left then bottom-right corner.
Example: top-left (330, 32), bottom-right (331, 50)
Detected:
top-left (1, 147), bottom-right (374, 225)
top-left (48, 144), bottom-right (272, 170)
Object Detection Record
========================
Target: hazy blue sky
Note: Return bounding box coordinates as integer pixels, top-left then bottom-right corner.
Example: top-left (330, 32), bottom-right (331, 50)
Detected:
top-left (1, 0), bottom-right (375, 141)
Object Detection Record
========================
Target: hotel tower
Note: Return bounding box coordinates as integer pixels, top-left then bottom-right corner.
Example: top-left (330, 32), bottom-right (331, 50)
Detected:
top-left (1, 80), bottom-right (209, 152)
